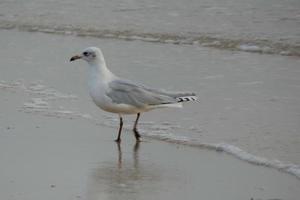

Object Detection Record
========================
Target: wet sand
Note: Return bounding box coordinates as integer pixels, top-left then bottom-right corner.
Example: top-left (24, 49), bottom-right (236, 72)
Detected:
top-left (0, 29), bottom-right (300, 200)
top-left (1, 29), bottom-right (300, 165)
top-left (1, 78), bottom-right (300, 200)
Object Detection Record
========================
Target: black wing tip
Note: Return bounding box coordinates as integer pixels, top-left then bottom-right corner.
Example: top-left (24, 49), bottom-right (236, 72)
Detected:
top-left (176, 95), bottom-right (198, 102)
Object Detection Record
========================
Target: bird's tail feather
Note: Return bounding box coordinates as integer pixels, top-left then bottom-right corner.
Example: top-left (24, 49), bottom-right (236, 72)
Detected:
top-left (167, 91), bottom-right (198, 103)
top-left (176, 95), bottom-right (198, 102)
top-left (145, 87), bottom-right (198, 103)
top-left (157, 90), bottom-right (198, 102)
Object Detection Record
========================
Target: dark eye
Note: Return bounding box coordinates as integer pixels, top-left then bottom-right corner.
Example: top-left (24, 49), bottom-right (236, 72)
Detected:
top-left (83, 51), bottom-right (89, 56)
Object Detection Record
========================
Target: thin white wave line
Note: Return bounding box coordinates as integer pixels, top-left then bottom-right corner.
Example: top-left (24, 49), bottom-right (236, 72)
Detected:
top-left (0, 21), bottom-right (298, 56)
top-left (22, 103), bottom-right (300, 180)
top-left (9, 79), bottom-right (298, 180)
top-left (142, 132), bottom-right (300, 180)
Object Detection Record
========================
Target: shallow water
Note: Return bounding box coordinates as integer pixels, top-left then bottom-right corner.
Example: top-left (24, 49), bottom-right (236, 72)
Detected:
top-left (0, 0), bottom-right (300, 198)
top-left (0, 30), bottom-right (299, 175)
top-left (0, 0), bottom-right (300, 55)
top-left (1, 78), bottom-right (300, 200)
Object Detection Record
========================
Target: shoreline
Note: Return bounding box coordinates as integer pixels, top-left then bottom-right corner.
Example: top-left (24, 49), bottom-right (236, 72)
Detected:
top-left (1, 78), bottom-right (300, 180)
top-left (0, 29), bottom-right (299, 199)
top-left (0, 20), bottom-right (299, 57)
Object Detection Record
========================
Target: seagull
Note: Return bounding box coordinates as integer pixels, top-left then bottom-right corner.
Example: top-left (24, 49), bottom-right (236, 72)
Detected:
top-left (70, 47), bottom-right (197, 143)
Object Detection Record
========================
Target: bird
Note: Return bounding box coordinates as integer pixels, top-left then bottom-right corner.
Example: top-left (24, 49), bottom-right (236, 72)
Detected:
top-left (70, 47), bottom-right (197, 143)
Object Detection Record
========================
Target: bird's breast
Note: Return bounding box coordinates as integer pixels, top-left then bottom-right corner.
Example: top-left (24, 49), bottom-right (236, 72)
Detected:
top-left (89, 83), bottom-right (107, 105)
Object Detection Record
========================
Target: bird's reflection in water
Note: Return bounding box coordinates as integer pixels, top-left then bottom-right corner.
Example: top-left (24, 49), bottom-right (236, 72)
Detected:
top-left (87, 142), bottom-right (161, 200)
top-left (116, 142), bottom-right (139, 170)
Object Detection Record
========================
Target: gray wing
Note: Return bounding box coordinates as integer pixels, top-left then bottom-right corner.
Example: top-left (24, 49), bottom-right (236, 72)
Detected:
top-left (106, 79), bottom-right (178, 108)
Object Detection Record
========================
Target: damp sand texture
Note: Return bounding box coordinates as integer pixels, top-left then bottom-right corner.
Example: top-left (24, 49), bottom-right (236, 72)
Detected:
top-left (0, 30), bottom-right (300, 200)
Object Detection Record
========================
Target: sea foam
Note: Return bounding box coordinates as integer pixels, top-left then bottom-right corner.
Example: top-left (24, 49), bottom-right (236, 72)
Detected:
top-left (2, 79), bottom-right (300, 180)
top-left (0, 21), bottom-right (299, 57)
top-left (142, 132), bottom-right (300, 180)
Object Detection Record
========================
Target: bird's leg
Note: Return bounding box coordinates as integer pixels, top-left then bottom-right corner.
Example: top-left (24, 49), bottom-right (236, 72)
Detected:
top-left (133, 141), bottom-right (140, 169)
top-left (115, 115), bottom-right (123, 143)
top-left (116, 142), bottom-right (122, 169)
top-left (133, 113), bottom-right (141, 141)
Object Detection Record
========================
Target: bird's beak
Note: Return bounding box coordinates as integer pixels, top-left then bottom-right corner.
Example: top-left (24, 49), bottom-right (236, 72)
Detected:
top-left (70, 55), bottom-right (82, 62)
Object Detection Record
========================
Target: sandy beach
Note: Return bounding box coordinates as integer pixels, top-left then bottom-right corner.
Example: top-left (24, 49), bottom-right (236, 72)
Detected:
top-left (0, 29), bottom-right (300, 200)
top-left (2, 96), bottom-right (299, 200)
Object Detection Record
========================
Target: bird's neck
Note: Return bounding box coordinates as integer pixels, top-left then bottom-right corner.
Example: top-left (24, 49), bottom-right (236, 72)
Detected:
top-left (88, 59), bottom-right (115, 88)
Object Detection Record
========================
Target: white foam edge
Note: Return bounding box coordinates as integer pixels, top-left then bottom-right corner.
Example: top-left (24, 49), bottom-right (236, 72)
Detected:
top-left (6, 79), bottom-right (298, 180)
top-left (21, 102), bottom-right (300, 180)
top-left (142, 132), bottom-right (300, 180)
